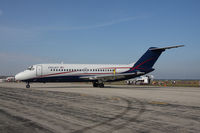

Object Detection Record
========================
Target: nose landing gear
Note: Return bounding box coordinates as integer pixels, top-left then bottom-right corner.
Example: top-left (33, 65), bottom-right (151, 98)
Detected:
top-left (93, 82), bottom-right (104, 88)
top-left (26, 82), bottom-right (30, 88)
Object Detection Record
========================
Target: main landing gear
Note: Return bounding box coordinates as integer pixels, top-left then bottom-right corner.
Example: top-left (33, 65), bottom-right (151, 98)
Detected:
top-left (93, 82), bottom-right (104, 88)
top-left (26, 82), bottom-right (30, 88)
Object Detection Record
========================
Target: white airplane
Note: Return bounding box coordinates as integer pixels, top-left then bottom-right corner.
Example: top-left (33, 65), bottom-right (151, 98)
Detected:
top-left (15, 45), bottom-right (184, 88)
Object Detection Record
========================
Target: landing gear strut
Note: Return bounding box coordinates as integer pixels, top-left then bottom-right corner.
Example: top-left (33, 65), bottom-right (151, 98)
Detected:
top-left (93, 82), bottom-right (104, 88)
top-left (26, 82), bottom-right (30, 88)
top-left (93, 82), bottom-right (98, 87)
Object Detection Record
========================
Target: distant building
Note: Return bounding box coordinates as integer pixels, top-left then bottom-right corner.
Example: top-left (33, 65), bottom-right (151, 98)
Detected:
top-left (0, 76), bottom-right (15, 82)
top-left (0, 79), bottom-right (6, 82)
top-left (6, 77), bottom-right (15, 82)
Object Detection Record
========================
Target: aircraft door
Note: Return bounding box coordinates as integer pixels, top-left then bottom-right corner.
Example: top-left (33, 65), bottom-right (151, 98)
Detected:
top-left (83, 67), bottom-right (88, 73)
top-left (36, 65), bottom-right (42, 76)
top-left (116, 68), bottom-right (123, 73)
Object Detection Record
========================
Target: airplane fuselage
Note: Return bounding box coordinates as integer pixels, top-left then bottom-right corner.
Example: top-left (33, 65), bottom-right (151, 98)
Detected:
top-left (15, 63), bottom-right (134, 83)
top-left (15, 45), bottom-right (184, 88)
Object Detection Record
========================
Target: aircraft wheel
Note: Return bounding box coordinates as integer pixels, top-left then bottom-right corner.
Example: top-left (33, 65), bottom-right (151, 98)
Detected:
top-left (93, 82), bottom-right (98, 87)
top-left (99, 83), bottom-right (104, 88)
top-left (26, 84), bottom-right (30, 88)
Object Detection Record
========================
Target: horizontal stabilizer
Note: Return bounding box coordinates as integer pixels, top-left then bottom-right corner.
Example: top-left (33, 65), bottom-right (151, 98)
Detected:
top-left (149, 45), bottom-right (184, 51)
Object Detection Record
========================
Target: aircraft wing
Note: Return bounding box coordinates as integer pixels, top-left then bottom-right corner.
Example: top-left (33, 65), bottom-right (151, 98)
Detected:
top-left (80, 72), bottom-right (145, 82)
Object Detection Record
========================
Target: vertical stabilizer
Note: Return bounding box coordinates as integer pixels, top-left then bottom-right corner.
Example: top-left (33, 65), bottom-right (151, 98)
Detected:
top-left (128, 45), bottom-right (184, 73)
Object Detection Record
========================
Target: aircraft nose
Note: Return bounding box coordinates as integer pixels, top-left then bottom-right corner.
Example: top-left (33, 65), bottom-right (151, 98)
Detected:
top-left (15, 73), bottom-right (23, 81)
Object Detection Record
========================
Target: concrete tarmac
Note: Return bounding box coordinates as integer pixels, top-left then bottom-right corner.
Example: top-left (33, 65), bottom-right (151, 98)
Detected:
top-left (0, 82), bottom-right (200, 133)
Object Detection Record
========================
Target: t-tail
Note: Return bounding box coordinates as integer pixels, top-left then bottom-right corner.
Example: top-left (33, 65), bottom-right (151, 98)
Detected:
top-left (127, 45), bottom-right (184, 74)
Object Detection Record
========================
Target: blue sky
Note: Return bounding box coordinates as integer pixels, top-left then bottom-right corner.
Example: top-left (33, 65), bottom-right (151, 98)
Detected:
top-left (0, 0), bottom-right (200, 79)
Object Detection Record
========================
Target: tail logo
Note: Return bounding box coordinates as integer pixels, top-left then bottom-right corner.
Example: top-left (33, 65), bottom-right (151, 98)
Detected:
top-left (129, 57), bottom-right (154, 72)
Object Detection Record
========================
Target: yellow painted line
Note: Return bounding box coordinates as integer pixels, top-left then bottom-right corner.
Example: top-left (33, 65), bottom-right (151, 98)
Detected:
top-left (80, 94), bottom-right (87, 97)
top-left (149, 101), bottom-right (168, 105)
top-left (111, 97), bottom-right (120, 101)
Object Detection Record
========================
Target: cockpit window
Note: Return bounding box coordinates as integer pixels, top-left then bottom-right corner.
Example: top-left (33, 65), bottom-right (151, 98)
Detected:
top-left (27, 66), bottom-right (35, 71)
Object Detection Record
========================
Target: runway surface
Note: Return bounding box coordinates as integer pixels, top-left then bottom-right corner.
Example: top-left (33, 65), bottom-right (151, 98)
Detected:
top-left (0, 83), bottom-right (200, 133)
